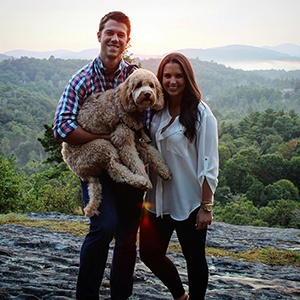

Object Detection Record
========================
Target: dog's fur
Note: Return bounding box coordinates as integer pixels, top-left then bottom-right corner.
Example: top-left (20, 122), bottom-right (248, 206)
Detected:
top-left (62, 69), bottom-right (172, 217)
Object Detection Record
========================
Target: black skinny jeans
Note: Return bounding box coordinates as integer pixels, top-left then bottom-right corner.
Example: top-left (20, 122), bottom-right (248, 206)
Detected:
top-left (76, 173), bottom-right (143, 300)
top-left (140, 207), bottom-right (208, 300)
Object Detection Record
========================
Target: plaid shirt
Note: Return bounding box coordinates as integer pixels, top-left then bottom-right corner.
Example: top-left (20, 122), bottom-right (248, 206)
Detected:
top-left (53, 55), bottom-right (139, 140)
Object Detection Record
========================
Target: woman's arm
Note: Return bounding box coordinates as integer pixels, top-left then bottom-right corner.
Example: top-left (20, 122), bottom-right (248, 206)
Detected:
top-left (196, 178), bottom-right (213, 230)
top-left (196, 105), bottom-right (219, 230)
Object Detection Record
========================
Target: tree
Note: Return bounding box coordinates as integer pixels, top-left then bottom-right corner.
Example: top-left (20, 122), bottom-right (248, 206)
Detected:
top-left (258, 206), bottom-right (274, 226)
top-left (260, 184), bottom-right (284, 207)
top-left (245, 178), bottom-right (265, 207)
top-left (261, 134), bottom-right (283, 154)
top-left (214, 197), bottom-right (259, 226)
top-left (0, 155), bottom-right (25, 213)
top-left (218, 144), bottom-right (231, 169)
top-left (218, 133), bottom-right (238, 156)
top-left (273, 115), bottom-right (294, 141)
top-left (288, 156), bottom-right (300, 190)
top-left (223, 146), bottom-right (260, 192)
top-left (214, 185), bottom-right (232, 205)
top-left (273, 179), bottom-right (299, 201)
top-left (255, 153), bottom-right (288, 185)
top-left (25, 168), bottom-right (82, 214)
top-left (38, 124), bottom-right (64, 165)
top-left (266, 200), bottom-right (300, 228)
top-left (277, 139), bottom-right (300, 159)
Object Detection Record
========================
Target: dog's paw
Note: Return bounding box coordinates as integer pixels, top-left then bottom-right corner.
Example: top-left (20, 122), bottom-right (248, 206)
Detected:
top-left (160, 169), bottom-right (172, 181)
top-left (142, 180), bottom-right (153, 191)
top-left (110, 134), bottom-right (122, 147)
top-left (133, 176), bottom-right (152, 191)
top-left (84, 207), bottom-right (100, 218)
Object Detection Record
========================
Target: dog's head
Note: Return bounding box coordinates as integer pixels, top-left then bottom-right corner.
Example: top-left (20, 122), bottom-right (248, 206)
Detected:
top-left (120, 69), bottom-right (164, 112)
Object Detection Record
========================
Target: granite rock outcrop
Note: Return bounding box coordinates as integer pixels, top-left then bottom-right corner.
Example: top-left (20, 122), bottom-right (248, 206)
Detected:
top-left (0, 213), bottom-right (299, 300)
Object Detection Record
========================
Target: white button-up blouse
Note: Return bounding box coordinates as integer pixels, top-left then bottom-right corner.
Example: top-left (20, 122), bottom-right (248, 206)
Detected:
top-left (145, 101), bottom-right (219, 220)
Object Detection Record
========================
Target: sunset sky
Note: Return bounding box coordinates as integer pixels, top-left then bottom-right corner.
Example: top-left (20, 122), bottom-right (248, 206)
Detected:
top-left (1, 0), bottom-right (299, 56)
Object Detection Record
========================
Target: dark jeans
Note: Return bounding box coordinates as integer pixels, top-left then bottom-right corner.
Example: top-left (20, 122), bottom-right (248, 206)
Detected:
top-left (76, 173), bottom-right (143, 300)
top-left (140, 207), bottom-right (208, 300)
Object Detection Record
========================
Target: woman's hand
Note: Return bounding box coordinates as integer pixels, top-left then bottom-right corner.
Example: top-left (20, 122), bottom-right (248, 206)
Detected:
top-left (195, 208), bottom-right (213, 230)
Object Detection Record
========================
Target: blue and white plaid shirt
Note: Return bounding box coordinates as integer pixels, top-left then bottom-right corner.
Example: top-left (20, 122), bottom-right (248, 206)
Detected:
top-left (53, 55), bottom-right (144, 140)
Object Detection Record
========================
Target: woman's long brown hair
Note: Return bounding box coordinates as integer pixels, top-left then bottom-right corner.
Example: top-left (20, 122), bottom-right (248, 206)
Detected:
top-left (156, 52), bottom-right (202, 141)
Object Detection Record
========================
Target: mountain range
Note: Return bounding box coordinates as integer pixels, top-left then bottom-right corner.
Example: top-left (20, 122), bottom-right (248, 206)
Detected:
top-left (1, 43), bottom-right (300, 70)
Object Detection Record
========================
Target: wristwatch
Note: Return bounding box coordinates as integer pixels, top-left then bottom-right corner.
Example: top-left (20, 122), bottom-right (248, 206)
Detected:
top-left (200, 202), bottom-right (213, 212)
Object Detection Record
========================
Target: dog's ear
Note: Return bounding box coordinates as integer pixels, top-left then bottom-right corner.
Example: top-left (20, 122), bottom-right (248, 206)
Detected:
top-left (151, 79), bottom-right (164, 111)
top-left (119, 77), bottom-right (136, 112)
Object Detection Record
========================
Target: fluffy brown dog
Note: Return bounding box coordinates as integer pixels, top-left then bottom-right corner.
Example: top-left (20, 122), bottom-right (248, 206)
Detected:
top-left (62, 69), bottom-right (172, 217)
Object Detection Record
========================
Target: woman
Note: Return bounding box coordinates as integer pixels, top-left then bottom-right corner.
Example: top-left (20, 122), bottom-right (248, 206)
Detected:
top-left (140, 53), bottom-right (219, 300)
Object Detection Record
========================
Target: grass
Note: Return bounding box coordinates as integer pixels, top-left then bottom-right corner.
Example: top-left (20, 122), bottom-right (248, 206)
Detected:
top-left (1, 213), bottom-right (299, 267)
top-left (169, 240), bottom-right (300, 268)
top-left (0, 213), bottom-right (89, 236)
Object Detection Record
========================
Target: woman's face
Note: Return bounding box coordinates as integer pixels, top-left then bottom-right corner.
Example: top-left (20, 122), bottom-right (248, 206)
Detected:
top-left (162, 62), bottom-right (186, 99)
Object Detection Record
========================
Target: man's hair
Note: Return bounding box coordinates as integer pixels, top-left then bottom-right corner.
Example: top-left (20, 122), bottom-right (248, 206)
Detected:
top-left (99, 11), bottom-right (131, 37)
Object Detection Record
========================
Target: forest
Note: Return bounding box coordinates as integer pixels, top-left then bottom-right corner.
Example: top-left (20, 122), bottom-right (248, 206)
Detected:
top-left (1, 56), bottom-right (300, 228)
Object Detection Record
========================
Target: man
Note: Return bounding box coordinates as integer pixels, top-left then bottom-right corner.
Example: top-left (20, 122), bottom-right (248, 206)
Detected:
top-left (53, 11), bottom-right (143, 300)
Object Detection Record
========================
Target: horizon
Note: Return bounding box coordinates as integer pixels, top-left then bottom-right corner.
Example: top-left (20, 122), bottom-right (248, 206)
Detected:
top-left (1, 0), bottom-right (300, 55)
top-left (2, 42), bottom-right (300, 55)
top-left (2, 43), bottom-right (300, 71)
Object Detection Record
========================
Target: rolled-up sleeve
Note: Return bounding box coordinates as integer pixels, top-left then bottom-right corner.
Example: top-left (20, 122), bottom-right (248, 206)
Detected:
top-left (53, 77), bottom-right (86, 140)
top-left (197, 104), bottom-right (219, 194)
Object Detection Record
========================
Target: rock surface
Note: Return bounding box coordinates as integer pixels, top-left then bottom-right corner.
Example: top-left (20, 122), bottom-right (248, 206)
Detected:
top-left (0, 213), bottom-right (300, 300)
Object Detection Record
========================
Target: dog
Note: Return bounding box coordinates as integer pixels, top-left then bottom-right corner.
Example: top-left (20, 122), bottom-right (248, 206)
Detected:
top-left (62, 69), bottom-right (172, 217)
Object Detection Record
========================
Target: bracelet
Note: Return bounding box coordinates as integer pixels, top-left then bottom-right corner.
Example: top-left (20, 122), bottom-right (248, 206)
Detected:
top-left (201, 200), bottom-right (213, 204)
top-left (200, 202), bottom-right (213, 212)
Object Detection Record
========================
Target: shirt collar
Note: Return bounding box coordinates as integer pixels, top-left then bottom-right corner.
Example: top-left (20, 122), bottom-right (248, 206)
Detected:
top-left (95, 55), bottom-right (125, 76)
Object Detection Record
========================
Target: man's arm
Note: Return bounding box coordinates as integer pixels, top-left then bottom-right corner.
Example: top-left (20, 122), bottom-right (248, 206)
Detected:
top-left (62, 125), bottom-right (111, 145)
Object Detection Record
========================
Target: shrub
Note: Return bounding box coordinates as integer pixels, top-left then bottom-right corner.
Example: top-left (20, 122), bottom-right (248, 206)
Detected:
top-left (0, 155), bottom-right (26, 213)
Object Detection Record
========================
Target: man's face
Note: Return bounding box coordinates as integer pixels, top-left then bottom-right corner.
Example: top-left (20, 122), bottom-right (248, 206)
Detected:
top-left (97, 19), bottom-right (130, 60)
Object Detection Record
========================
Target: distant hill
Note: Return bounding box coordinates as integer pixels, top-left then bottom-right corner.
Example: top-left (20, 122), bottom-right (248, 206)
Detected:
top-left (263, 43), bottom-right (300, 57)
top-left (177, 44), bottom-right (300, 61)
top-left (0, 53), bottom-right (12, 62)
top-left (175, 44), bottom-right (300, 71)
top-left (1, 49), bottom-right (97, 60)
top-left (2, 44), bottom-right (300, 64)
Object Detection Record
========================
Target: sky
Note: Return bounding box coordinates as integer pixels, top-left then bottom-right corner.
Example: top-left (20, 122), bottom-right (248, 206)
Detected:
top-left (0, 0), bottom-right (299, 56)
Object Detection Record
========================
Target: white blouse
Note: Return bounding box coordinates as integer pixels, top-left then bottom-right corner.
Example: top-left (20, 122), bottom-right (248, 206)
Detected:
top-left (145, 102), bottom-right (219, 220)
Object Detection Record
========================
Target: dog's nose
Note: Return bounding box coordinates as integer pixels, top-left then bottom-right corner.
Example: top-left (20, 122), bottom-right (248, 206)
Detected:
top-left (144, 92), bottom-right (151, 99)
